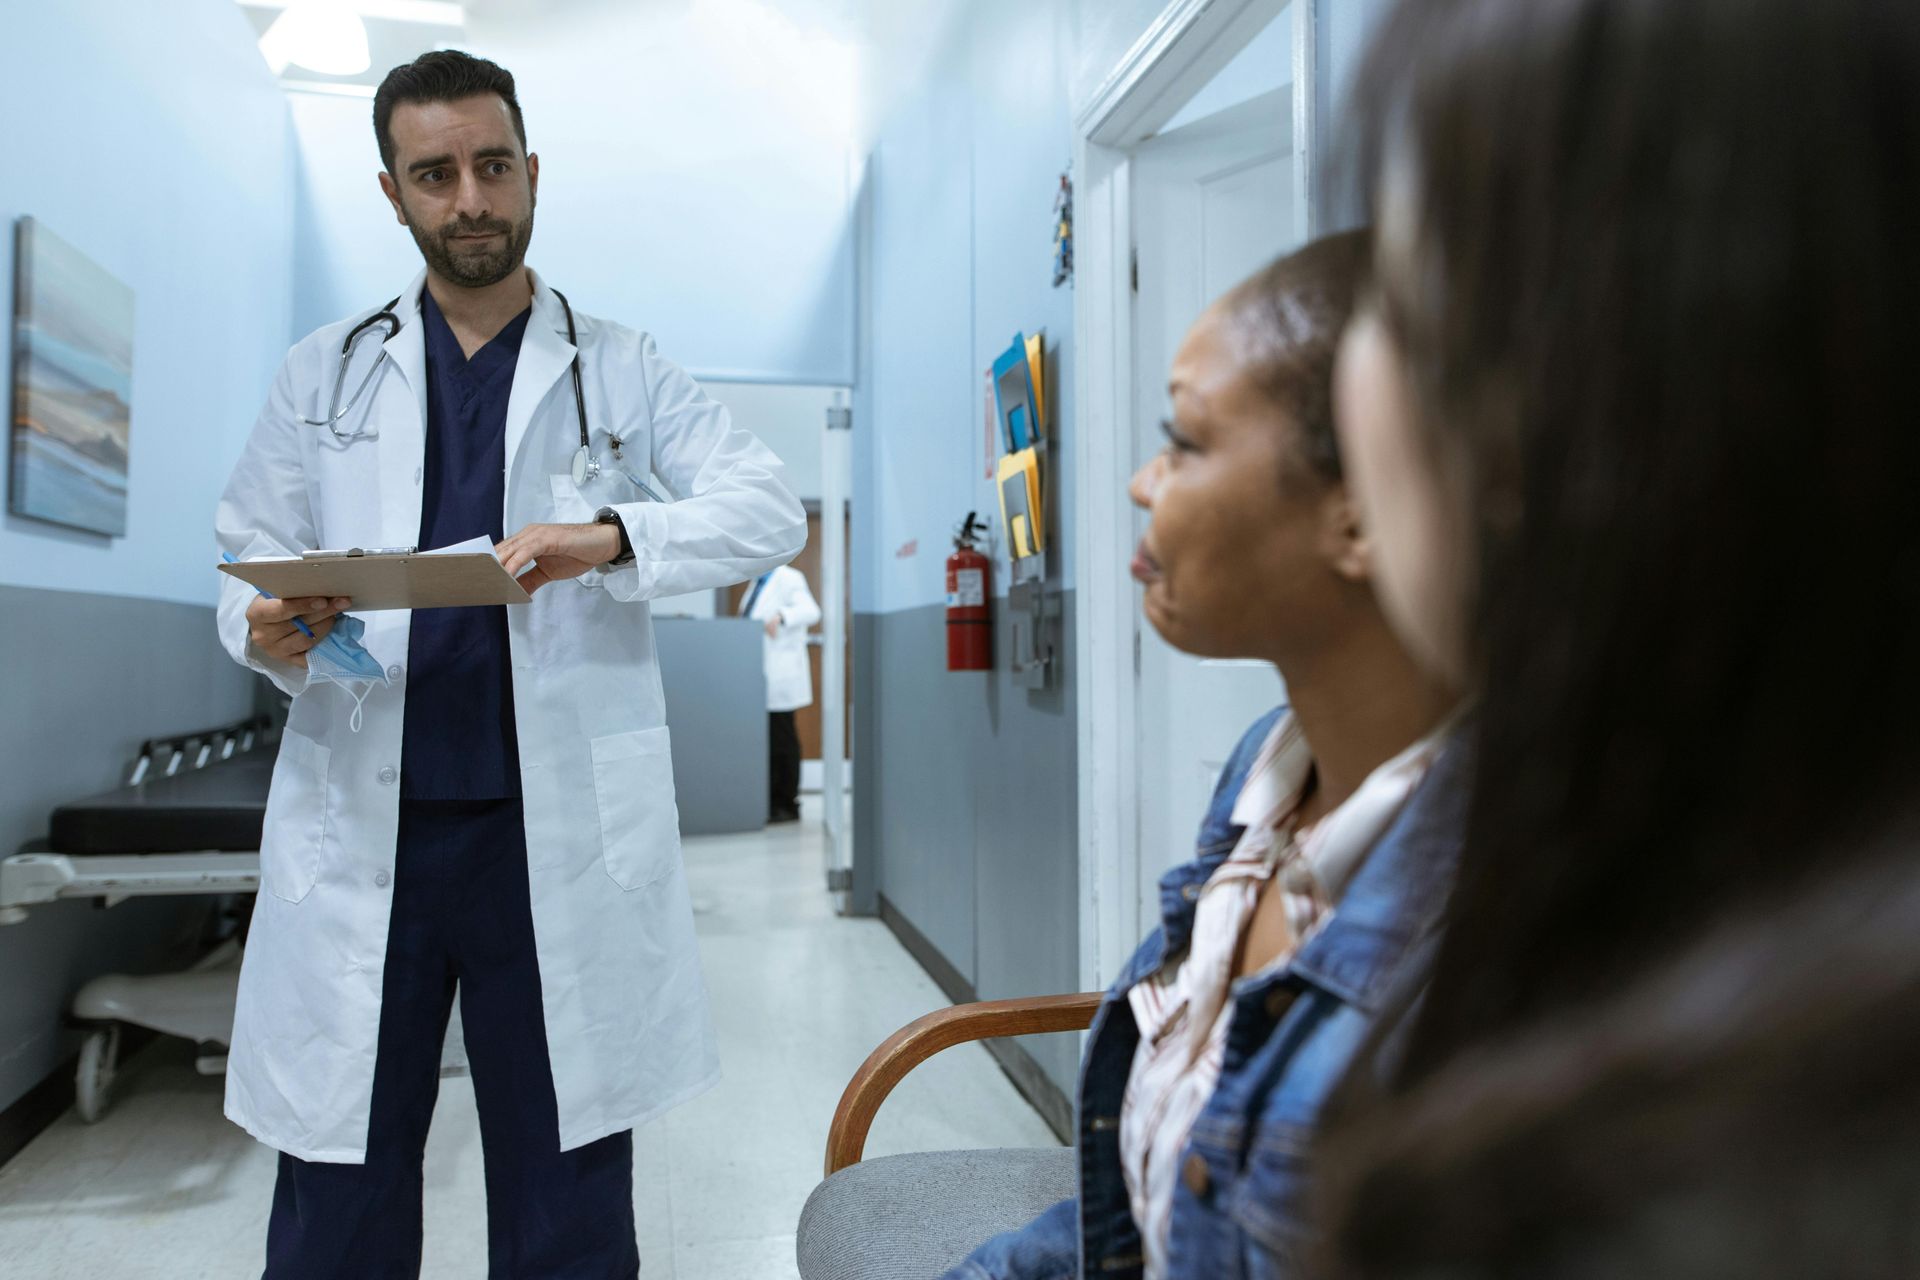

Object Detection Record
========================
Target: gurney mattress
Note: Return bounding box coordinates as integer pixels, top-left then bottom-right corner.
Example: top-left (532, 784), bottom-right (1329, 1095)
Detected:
top-left (50, 757), bottom-right (272, 855)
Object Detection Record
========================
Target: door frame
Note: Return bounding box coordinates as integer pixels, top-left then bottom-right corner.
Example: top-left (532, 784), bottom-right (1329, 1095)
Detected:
top-left (1072, 0), bottom-right (1321, 990)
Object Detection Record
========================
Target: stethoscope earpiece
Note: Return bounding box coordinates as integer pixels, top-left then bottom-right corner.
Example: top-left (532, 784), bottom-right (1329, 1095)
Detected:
top-left (301, 296), bottom-right (404, 437)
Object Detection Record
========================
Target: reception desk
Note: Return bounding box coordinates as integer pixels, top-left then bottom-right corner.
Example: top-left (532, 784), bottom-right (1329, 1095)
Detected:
top-left (654, 616), bottom-right (767, 836)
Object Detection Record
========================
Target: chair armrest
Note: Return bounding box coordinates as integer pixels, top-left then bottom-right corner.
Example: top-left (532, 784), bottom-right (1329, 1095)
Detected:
top-left (825, 991), bottom-right (1104, 1176)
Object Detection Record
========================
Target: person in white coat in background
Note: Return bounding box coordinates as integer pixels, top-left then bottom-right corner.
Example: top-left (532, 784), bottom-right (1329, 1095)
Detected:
top-left (214, 50), bottom-right (804, 1279)
top-left (739, 563), bottom-right (821, 822)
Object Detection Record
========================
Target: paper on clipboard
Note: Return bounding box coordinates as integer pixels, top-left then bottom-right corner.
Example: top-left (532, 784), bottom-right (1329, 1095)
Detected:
top-left (219, 535), bottom-right (531, 611)
top-left (419, 535), bottom-right (496, 557)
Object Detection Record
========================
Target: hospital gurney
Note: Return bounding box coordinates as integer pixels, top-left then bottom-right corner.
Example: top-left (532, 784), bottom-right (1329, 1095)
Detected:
top-left (1, 718), bottom-right (270, 1121)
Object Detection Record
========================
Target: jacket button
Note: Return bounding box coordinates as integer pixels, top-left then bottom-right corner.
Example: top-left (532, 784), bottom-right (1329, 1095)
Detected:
top-left (377, 765), bottom-right (397, 785)
top-left (1181, 883), bottom-right (1201, 902)
top-left (1182, 1153), bottom-right (1211, 1198)
top-left (1281, 860), bottom-right (1316, 894)
top-left (386, 664), bottom-right (403, 681)
top-left (375, 870), bottom-right (390, 888)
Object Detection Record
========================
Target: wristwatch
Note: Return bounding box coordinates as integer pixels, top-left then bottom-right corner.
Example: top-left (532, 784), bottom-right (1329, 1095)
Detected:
top-left (594, 508), bottom-right (635, 567)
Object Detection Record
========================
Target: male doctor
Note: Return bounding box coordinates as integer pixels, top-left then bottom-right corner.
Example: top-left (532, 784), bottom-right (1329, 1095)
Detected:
top-left (215, 51), bottom-right (804, 1277)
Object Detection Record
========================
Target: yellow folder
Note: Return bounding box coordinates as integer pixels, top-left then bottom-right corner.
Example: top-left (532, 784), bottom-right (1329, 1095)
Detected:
top-left (997, 448), bottom-right (1045, 558)
top-left (1025, 332), bottom-right (1046, 436)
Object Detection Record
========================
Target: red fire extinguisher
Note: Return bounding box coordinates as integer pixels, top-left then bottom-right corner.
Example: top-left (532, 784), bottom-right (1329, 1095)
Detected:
top-left (947, 512), bottom-right (992, 671)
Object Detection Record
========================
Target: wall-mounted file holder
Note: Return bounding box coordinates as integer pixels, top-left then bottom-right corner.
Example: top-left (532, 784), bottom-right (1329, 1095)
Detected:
top-left (1008, 577), bottom-right (1059, 690)
top-left (990, 331), bottom-right (1059, 685)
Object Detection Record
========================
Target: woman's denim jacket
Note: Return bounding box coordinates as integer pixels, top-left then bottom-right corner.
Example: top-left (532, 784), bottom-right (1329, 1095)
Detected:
top-left (946, 708), bottom-right (1468, 1280)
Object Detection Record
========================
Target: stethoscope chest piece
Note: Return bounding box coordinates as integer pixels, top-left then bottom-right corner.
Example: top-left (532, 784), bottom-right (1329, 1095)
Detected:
top-left (571, 443), bottom-right (600, 487)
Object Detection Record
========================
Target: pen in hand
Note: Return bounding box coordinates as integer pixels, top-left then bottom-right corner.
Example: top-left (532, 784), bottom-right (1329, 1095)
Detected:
top-left (224, 552), bottom-right (315, 639)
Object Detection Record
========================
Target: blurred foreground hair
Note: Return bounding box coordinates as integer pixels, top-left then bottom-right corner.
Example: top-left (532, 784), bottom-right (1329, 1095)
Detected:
top-left (1351, 0), bottom-right (1920, 1078)
top-left (1317, 844), bottom-right (1920, 1277)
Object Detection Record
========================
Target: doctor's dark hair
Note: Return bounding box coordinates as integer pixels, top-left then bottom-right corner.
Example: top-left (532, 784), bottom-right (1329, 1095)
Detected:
top-left (373, 50), bottom-right (528, 175)
top-left (1222, 229), bottom-right (1372, 485)
top-left (1334, 0), bottom-right (1920, 1096)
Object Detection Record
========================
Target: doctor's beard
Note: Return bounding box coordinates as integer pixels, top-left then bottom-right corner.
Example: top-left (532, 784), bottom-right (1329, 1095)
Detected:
top-left (410, 208), bottom-right (536, 289)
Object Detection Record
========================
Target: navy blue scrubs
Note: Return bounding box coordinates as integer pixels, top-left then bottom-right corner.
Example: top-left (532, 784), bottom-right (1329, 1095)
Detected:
top-left (402, 287), bottom-right (527, 800)
top-left (265, 291), bottom-right (638, 1279)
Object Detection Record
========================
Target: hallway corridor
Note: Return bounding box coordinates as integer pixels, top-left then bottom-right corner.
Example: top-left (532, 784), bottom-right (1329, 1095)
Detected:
top-left (0, 798), bottom-right (1060, 1278)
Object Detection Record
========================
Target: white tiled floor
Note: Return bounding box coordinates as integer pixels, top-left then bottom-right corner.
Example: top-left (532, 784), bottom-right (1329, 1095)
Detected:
top-left (0, 796), bottom-right (1061, 1278)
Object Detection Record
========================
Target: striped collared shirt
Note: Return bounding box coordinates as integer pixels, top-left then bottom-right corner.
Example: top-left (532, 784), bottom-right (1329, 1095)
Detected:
top-left (1118, 713), bottom-right (1442, 1279)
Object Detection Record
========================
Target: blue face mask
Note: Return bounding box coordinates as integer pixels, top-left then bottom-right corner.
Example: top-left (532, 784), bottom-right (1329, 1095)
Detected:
top-left (307, 614), bottom-right (390, 731)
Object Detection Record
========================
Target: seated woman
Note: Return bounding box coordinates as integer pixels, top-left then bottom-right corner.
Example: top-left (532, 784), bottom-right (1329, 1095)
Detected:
top-left (1311, 0), bottom-right (1920, 1269)
top-left (948, 231), bottom-right (1461, 1280)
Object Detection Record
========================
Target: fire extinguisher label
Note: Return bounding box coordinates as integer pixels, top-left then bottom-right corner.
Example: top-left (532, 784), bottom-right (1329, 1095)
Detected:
top-left (948, 569), bottom-right (986, 608)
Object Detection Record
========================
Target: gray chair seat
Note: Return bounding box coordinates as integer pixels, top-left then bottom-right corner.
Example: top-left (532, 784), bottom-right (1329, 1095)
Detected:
top-left (797, 1147), bottom-right (1076, 1280)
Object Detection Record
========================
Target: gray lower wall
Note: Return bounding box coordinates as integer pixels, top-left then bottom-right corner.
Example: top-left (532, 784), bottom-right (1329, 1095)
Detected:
top-left (854, 592), bottom-right (1080, 1100)
top-left (0, 586), bottom-right (256, 1115)
top-left (654, 617), bottom-right (768, 836)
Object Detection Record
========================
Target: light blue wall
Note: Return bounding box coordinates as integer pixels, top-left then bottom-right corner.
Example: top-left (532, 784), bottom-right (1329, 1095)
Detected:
top-left (1162, 8), bottom-right (1294, 133)
top-left (285, 6), bottom-right (858, 385)
top-left (288, 92), bottom-right (420, 345)
top-left (0, 0), bottom-right (286, 1118)
top-left (1064, 0), bottom-right (1192, 108)
top-left (0, 0), bottom-right (294, 608)
top-left (853, 0), bottom-right (1282, 618)
top-left (856, 1), bottom-right (1085, 617)
top-left (856, 64), bottom-right (979, 615)
top-left (852, 0), bottom-right (1396, 1108)
top-left (852, 0), bottom-right (1182, 1105)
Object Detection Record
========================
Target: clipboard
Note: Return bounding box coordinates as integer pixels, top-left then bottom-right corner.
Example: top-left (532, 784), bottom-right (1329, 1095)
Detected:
top-left (219, 548), bottom-right (531, 611)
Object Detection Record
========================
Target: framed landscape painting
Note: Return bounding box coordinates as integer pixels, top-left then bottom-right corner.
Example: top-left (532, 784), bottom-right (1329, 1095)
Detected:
top-left (9, 217), bottom-right (133, 537)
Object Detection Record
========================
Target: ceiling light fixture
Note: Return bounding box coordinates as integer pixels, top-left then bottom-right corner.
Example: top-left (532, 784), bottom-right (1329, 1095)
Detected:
top-left (258, 0), bottom-right (373, 77)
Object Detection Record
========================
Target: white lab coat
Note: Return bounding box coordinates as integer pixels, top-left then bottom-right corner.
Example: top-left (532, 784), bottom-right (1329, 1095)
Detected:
top-left (739, 564), bottom-right (822, 712)
top-left (214, 268), bottom-right (805, 1162)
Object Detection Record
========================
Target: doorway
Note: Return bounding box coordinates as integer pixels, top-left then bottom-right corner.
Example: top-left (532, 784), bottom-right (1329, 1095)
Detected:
top-left (724, 504), bottom-right (853, 777)
top-left (715, 388), bottom-right (855, 912)
top-left (1132, 83), bottom-right (1302, 932)
top-left (1073, 0), bottom-right (1320, 989)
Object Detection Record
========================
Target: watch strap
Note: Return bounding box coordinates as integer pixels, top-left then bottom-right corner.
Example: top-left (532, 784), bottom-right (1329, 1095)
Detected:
top-left (594, 508), bottom-right (635, 566)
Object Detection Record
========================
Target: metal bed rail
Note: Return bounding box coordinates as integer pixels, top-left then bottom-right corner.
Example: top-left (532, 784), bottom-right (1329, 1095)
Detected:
top-left (126, 714), bottom-right (272, 785)
top-left (0, 714), bottom-right (272, 925)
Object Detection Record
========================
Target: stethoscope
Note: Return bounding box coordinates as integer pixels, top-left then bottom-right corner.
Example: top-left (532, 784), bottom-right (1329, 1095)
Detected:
top-left (300, 287), bottom-right (663, 502)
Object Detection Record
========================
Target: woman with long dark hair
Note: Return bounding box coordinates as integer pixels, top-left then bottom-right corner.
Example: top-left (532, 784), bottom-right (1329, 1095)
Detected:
top-left (1314, 0), bottom-right (1920, 1270)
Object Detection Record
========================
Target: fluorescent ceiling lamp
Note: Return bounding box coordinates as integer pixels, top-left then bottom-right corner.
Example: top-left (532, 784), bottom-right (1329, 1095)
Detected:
top-left (280, 79), bottom-right (379, 98)
top-left (248, 0), bottom-right (465, 24)
top-left (258, 1), bottom-right (373, 76)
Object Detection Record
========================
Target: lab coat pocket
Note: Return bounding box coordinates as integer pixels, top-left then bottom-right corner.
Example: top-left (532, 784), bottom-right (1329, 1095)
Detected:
top-left (550, 474), bottom-right (607, 590)
top-left (589, 726), bottom-right (681, 891)
top-left (550, 473), bottom-right (597, 522)
top-left (262, 728), bottom-right (329, 903)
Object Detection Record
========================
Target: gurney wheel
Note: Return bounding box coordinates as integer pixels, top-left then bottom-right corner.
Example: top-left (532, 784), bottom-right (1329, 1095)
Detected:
top-left (74, 1025), bottom-right (119, 1124)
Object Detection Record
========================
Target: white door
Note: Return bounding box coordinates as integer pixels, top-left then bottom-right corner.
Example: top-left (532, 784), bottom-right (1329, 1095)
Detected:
top-left (1131, 86), bottom-right (1301, 924)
